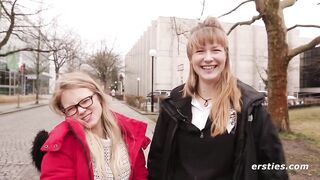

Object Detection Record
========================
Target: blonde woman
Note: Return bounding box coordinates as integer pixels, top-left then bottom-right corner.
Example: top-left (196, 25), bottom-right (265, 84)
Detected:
top-left (31, 72), bottom-right (150, 180)
top-left (147, 17), bottom-right (288, 180)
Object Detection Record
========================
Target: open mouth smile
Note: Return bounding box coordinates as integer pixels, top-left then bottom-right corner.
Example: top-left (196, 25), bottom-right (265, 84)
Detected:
top-left (201, 65), bottom-right (217, 70)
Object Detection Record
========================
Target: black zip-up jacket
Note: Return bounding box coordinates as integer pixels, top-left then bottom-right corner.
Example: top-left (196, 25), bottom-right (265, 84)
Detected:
top-left (147, 81), bottom-right (288, 180)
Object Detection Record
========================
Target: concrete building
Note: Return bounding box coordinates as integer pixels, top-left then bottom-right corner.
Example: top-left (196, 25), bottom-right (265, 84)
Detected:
top-left (300, 46), bottom-right (320, 97)
top-left (124, 16), bottom-right (303, 96)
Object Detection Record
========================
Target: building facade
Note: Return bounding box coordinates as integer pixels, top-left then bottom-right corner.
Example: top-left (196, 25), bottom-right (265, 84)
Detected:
top-left (300, 46), bottom-right (320, 97)
top-left (124, 16), bottom-right (302, 97)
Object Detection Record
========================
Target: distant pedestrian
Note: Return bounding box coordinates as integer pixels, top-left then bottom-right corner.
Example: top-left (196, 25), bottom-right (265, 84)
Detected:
top-left (111, 89), bottom-right (116, 97)
top-left (147, 16), bottom-right (288, 180)
top-left (111, 89), bottom-right (116, 101)
top-left (31, 72), bottom-right (150, 180)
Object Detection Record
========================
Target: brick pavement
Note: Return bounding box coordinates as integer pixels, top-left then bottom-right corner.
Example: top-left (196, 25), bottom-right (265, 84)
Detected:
top-left (0, 106), bottom-right (60, 180)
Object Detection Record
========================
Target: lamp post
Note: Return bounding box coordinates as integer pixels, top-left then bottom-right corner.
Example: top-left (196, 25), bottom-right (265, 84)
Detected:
top-left (114, 81), bottom-right (118, 91)
top-left (149, 49), bottom-right (156, 112)
top-left (119, 73), bottom-right (125, 95)
top-left (137, 77), bottom-right (140, 97)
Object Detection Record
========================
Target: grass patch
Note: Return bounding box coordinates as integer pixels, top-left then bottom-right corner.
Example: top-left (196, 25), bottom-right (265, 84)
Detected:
top-left (281, 107), bottom-right (320, 179)
top-left (286, 106), bottom-right (320, 148)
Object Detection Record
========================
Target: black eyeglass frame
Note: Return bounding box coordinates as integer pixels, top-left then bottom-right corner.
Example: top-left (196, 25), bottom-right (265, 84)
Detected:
top-left (62, 93), bottom-right (96, 117)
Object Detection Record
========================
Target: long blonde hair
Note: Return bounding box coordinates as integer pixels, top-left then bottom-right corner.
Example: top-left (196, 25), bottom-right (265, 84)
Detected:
top-left (50, 72), bottom-right (124, 178)
top-left (184, 16), bottom-right (242, 136)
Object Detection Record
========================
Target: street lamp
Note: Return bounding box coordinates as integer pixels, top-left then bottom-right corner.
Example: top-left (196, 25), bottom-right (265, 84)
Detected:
top-left (137, 77), bottom-right (140, 96)
top-left (114, 81), bottom-right (118, 91)
top-left (119, 73), bottom-right (125, 95)
top-left (149, 49), bottom-right (157, 112)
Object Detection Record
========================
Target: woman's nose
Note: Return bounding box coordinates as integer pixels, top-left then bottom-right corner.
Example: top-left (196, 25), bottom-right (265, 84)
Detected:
top-left (204, 51), bottom-right (213, 61)
top-left (77, 106), bottom-right (87, 114)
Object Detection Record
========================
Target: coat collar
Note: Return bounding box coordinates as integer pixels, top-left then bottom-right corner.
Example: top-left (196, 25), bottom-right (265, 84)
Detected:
top-left (41, 117), bottom-right (85, 152)
top-left (164, 84), bottom-right (192, 121)
top-left (237, 80), bottom-right (265, 114)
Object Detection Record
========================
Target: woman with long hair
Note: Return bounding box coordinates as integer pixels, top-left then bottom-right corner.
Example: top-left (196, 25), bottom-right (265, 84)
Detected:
top-left (147, 16), bottom-right (288, 180)
top-left (31, 72), bottom-right (150, 180)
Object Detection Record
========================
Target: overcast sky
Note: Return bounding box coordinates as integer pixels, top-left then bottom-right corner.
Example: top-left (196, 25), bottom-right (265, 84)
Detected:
top-left (40, 0), bottom-right (320, 55)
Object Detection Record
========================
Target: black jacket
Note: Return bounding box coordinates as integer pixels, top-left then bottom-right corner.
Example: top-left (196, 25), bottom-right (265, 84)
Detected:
top-left (147, 81), bottom-right (288, 180)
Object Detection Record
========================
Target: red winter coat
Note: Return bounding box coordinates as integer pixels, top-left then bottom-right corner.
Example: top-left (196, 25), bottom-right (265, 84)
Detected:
top-left (40, 112), bottom-right (150, 180)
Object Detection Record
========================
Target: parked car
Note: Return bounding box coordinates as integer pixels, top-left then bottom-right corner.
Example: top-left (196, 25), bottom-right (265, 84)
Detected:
top-left (287, 95), bottom-right (304, 106)
top-left (147, 90), bottom-right (170, 97)
top-left (258, 91), bottom-right (304, 106)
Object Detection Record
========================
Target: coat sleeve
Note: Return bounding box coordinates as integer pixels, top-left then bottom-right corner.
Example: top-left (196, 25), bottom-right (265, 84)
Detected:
top-left (252, 105), bottom-right (289, 180)
top-left (40, 150), bottom-right (75, 180)
top-left (147, 110), bottom-right (170, 180)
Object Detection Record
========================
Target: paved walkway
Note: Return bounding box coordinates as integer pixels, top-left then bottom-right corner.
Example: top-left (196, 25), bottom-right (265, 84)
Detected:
top-left (107, 96), bottom-right (156, 139)
top-left (0, 96), bottom-right (50, 115)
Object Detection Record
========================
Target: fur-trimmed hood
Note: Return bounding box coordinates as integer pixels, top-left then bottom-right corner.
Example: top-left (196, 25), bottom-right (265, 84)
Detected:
top-left (31, 130), bottom-right (49, 171)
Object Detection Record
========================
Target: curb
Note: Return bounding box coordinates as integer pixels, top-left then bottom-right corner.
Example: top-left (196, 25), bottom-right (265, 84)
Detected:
top-left (118, 101), bottom-right (159, 116)
top-left (0, 103), bottom-right (48, 116)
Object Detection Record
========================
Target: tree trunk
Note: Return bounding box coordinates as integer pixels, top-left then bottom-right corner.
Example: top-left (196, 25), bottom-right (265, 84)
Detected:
top-left (263, 0), bottom-right (291, 132)
top-left (55, 67), bottom-right (60, 80)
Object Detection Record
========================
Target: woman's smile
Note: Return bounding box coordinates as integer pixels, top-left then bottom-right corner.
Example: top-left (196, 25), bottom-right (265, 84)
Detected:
top-left (82, 112), bottom-right (92, 122)
top-left (201, 65), bottom-right (217, 71)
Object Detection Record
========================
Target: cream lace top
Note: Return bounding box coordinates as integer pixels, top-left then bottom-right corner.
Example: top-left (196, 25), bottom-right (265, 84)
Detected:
top-left (93, 138), bottom-right (131, 180)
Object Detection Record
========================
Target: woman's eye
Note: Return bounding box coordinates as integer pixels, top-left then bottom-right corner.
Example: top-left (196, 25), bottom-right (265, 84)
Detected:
top-left (80, 98), bottom-right (91, 105)
top-left (195, 50), bottom-right (204, 53)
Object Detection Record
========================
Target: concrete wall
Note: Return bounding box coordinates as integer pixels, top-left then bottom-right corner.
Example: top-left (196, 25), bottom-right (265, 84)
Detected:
top-left (124, 16), bottom-right (303, 96)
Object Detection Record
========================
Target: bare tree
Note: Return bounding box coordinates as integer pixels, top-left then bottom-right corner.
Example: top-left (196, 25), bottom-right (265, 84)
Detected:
top-left (219, 0), bottom-right (320, 131)
top-left (42, 24), bottom-right (82, 79)
top-left (65, 38), bottom-right (87, 73)
top-left (0, 0), bottom-right (52, 57)
top-left (170, 0), bottom-right (206, 54)
top-left (86, 43), bottom-right (123, 90)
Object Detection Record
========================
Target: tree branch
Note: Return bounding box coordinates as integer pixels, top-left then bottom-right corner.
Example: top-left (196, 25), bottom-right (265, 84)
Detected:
top-left (0, 0), bottom-right (17, 49)
top-left (280, 0), bottom-right (297, 9)
top-left (198, 0), bottom-right (206, 20)
top-left (287, 24), bottom-right (320, 31)
top-left (172, 17), bottom-right (189, 36)
top-left (15, 8), bottom-right (47, 16)
top-left (0, 48), bottom-right (53, 57)
top-left (255, 0), bottom-right (266, 13)
top-left (227, 14), bottom-right (263, 35)
top-left (288, 36), bottom-right (320, 60)
top-left (0, 0), bottom-right (12, 16)
top-left (10, 32), bottom-right (26, 41)
top-left (14, 25), bottom-right (42, 28)
top-left (219, 0), bottom-right (254, 18)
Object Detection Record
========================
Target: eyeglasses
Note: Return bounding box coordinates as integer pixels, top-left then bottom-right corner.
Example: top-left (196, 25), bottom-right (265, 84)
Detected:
top-left (62, 94), bottom-right (96, 117)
